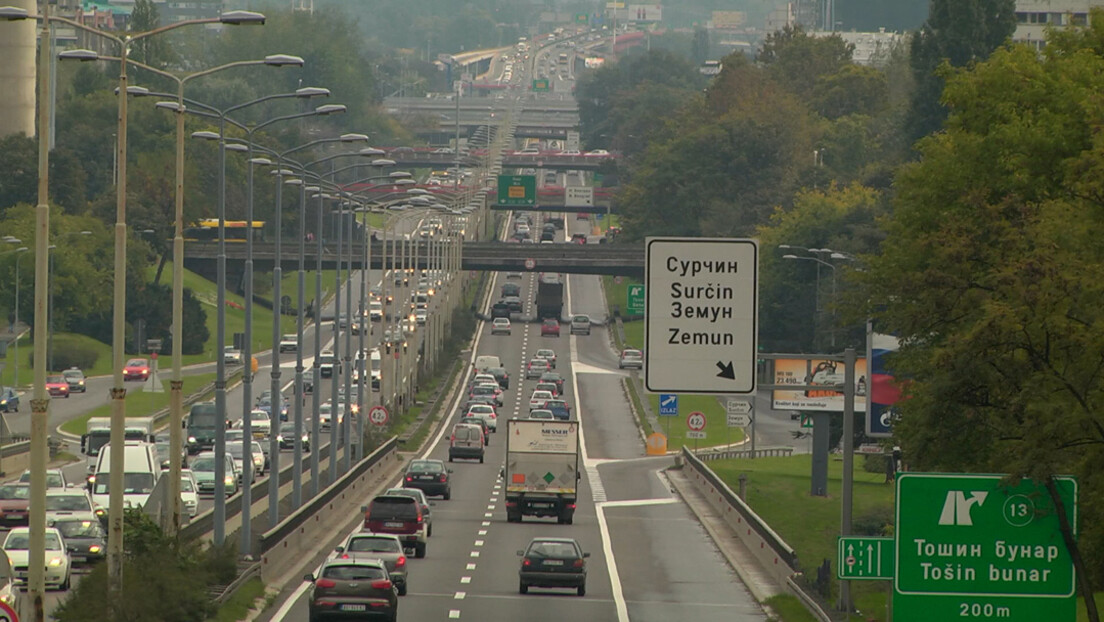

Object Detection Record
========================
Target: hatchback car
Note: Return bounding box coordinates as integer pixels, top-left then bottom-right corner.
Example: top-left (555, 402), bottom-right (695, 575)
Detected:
top-left (5, 527), bottom-right (70, 590)
top-left (534, 349), bottom-right (557, 368)
top-left (402, 459), bottom-right (452, 500)
top-left (46, 374), bottom-right (70, 398)
top-left (570, 314), bottom-right (591, 336)
top-left (529, 390), bottom-right (553, 411)
top-left (528, 409), bottom-right (555, 420)
top-left (277, 422), bottom-right (310, 452)
top-left (545, 399), bottom-right (572, 421)
top-left (491, 318), bottom-right (511, 335)
top-left (501, 282), bottom-right (521, 297)
top-left (123, 358), bottom-right (151, 381)
top-left (534, 381), bottom-right (560, 398)
top-left (487, 366), bottom-right (510, 389)
top-left (61, 368), bottom-right (87, 393)
top-left (333, 532), bottom-right (409, 596)
top-left (449, 423), bottom-right (485, 462)
top-left (305, 558), bottom-right (398, 621)
top-left (0, 483), bottom-right (30, 527)
top-left (490, 302), bottom-right (511, 318)
top-left (540, 372), bottom-right (565, 395)
top-left (0, 387), bottom-right (18, 412)
top-left (51, 517), bottom-right (105, 566)
top-left (179, 470), bottom-right (199, 518)
top-left (518, 537), bottom-right (589, 596)
top-left (526, 359), bottom-right (551, 379)
top-left (540, 319), bottom-right (560, 337)
top-left (44, 489), bottom-right (97, 524)
top-left (619, 348), bottom-right (644, 369)
top-left (503, 296), bottom-right (523, 313)
top-left (364, 494), bottom-right (427, 558)
top-left (465, 403), bottom-right (498, 431)
top-left (469, 383), bottom-right (504, 407)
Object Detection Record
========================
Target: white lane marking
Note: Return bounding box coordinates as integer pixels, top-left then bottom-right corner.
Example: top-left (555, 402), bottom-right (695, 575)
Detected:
top-left (455, 592), bottom-right (466, 600)
top-left (600, 498), bottom-right (679, 509)
top-left (478, 529), bottom-right (487, 535)
top-left (484, 512), bottom-right (493, 518)
top-left (486, 504), bottom-right (495, 510)
top-left (481, 521), bottom-right (490, 527)
top-left (461, 576), bottom-right (472, 584)
top-left (449, 610), bottom-right (461, 619)
top-left (475, 540), bottom-right (485, 546)
top-left (470, 551), bottom-right (480, 558)
top-left (467, 563), bottom-right (477, 570)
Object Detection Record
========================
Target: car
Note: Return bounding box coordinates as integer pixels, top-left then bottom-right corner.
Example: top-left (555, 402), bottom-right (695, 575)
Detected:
top-left (46, 374), bottom-right (70, 398)
top-left (534, 381), bottom-right (559, 398)
top-left (534, 348), bottom-right (557, 368)
top-left (191, 452), bottom-right (239, 496)
top-left (44, 489), bottom-right (98, 524)
top-left (154, 433), bottom-right (189, 471)
top-left (223, 346), bottom-right (243, 365)
top-left (227, 440), bottom-right (265, 477)
top-left (540, 372), bottom-right (565, 395)
top-left (528, 409), bottom-right (555, 420)
top-left (319, 402), bottom-right (343, 431)
top-left (318, 351), bottom-right (339, 377)
top-left (369, 301), bottom-right (384, 321)
top-left (50, 517), bottom-right (106, 566)
top-left (364, 494), bottom-right (428, 558)
top-left (123, 358), bottom-right (151, 381)
top-left (586, 149), bottom-right (610, 156)
top-left (503, 296), bottom-right (523, 313)
top-left (541, 319), bottom-right (560, 337)
top-left (526, 359), bottom-right (551, 379)
top-left (469, 383), bottom-right (504, 407)
top-left (491, 318), bottom-right (511, 335)
top-left (518, 537), bottom-right (589, 596)
top-left (19, 468), bottom-right (69, 489)
top-left (415, 309), bottom-right (428, 325)
top-left (4, 527), bottom-right (71, 590)
top-left (304, 558), bottom-right (399, 621)
top-left (545, 399), bottom-right (572, 420)
top-left (487, 366), bottom-right (510, 389)
top-left (571, 233), bottom-right (587, 244)
top-left (449, 423), bottom-right (485, 462)
top-left (234, 409), bottom-right (272, 439)
top-left (540, 231), bottom-right (556, 242)
top-left (62, 368), bottom-right (87, 393)
top-left (278, 334), bottom-right (299, 353)
top-left (619, 348), bottom-right (644, 369)
top-left (179, 470), bottom-right (199, 518)
top-left (458, 415), bottom-right (491, 443)
top-left (506, 271), bottom-right (523, 279)
top-left (490, 302), bottom-right (511, 319)
top-left (0, 483), bottom-right (30, 527)
top-left (529, 390), bottom-right (553, 411)
top-left (0, 387), bottom-right (18, 412)
top-left (501, 282), bottom-right (521, 297)
top-left (570, 314), bottom-right (591, 335)
top-left (277, 421), bottom-right (310, 452)
top-left (382, 488), bottom-right (433, 539)
top-left (402, 459), bottom-right (451, 499)
top-left (333, 532), bottom-right (409, 596)
top-left (465, 403), bottom-right (498, 431)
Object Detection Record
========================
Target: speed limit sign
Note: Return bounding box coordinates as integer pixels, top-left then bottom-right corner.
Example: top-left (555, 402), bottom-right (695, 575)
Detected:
top-left (687, 411), bottom-right (706, 432)
top-left (524, 258), bottom-right (536, 270)
top-left (0, 599), bottom-right (18, 622)
top-left (368, 405), bottom-right (389, 426)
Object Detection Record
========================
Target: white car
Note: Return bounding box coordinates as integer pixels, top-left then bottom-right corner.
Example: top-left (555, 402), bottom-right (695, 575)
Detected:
top-left (529, 390), bottom-right (553, 411)
top-left (534, 348), bottom-right (557, 368)
top-left (415, 309), bottom-right (428, 325)
top-left (491, 318), bottom-right (511, 335)
top-left (180, 469), bottom-right (200, 518)
top-left (319, 402), bottom-right (343, 431)
top-left (224, 346), bottom-right (243, 365)
top-left (279, 334), bottom-right (298, 353)
top-left (4, 527), bottom-right (71, 590)
top-left (233, 409), bottom-right (272, 438)
top-left (528, 409), bottom-right (555, 420)
top-left (585, 149), bottom-right (610, 156)
top-left (44, 489), bottom-right (98, 524)
top-left (465, 404), bottom-right (498, 431)
top-left (506, 272), bottom-right (523, 279)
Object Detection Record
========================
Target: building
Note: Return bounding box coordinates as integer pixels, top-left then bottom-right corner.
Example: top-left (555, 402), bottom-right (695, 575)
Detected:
top-left (813, 28), bottom-right (906, 67)
top-left (1013, 0), bottom-right (1103, 50)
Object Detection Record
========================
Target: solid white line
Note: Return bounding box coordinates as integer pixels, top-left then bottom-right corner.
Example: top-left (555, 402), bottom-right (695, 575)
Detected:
top-left (600, 498), bottom-right (679, 509)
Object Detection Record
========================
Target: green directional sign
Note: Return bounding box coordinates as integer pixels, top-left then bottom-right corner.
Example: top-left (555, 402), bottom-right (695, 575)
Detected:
top-left (627, 284), bottom-right (645, 314)
top-left (497, 175), bottom-right (536, 206)
top-left (894, 473), bottom-right (1077, 622)
top-left (838, 536), bottom-right (893, 580)
top-left (575, 12), bottom-right (588, 24)
top-left (532, 78), bottom-right (550, 92)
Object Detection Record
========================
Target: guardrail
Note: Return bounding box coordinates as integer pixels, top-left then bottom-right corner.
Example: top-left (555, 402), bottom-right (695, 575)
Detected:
top-left (695, 447), bottom-right (794, 461)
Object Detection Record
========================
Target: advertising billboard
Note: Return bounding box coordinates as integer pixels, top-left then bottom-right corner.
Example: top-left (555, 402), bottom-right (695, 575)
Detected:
top-left (867, 328), bottom-right (902, 437)
top-left (711, 10), bottom-right (746, 29)
top-left (771, 357), bottom-right (867, 412)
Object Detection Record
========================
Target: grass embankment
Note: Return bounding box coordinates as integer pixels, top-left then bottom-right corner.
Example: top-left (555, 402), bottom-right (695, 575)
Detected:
top-left (209, 577), bottom-right (268, 622)
top-left (0, 333), bottom-right (115, 386)
top-left (59, 373), bottom-right (217, 436)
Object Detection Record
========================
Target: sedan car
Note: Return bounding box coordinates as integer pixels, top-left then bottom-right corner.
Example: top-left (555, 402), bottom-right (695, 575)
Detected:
top-left (44, 489), bottom-right (97, 524)
top-left (305, 558), bottom-right (398, 621)
top-left (491, 318), bottom-right (511, 335)
top-left (5, 527), bottom-right (71, 590)
top-left (51, 518), bottom-right (106, 566)
top-left (46, 374), bottom-right (70, 398)
top-left (278, 334), bottom-right (298, 353)
top-left (0, 483), bottom-right (30, 527)
top-left (123, 358), bottom-right (151, 381)
top-left (277, 422), bottom-right (310, 452)
top-left (469, 383), bottom-right (504, 407)
top-left (540, 319), bottom-right (560, 337)
top-left (619, 348), bottom-right (644, 369)
top-left (402, 459), bottom-right (451, 500)
top-left (540, 372), bottom-right (565, 395)
top-left (464, 404), bottom-right (498, 431)
top-left (333, 532), bottom-right (409, 596)
top-left (529, 390), bottom-right (553, 411)
top-left (569, 314), bottom-right (591, 336)
top-left (0, 387), bottom-right (18, 412)
top-left (526, 359), bottom-right (551, 379)
top-left (503, 296), bottom-right (523, 313)
top-left (534, 348), bottom-right (557, 368)
top-left (518, 537), bottom-right (589, 596)
top-left (62, 368), bottom-right (87, 393)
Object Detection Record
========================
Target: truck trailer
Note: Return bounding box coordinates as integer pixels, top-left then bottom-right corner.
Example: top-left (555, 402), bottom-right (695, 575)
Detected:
top-left (504, 419), bottom-right (580, 524)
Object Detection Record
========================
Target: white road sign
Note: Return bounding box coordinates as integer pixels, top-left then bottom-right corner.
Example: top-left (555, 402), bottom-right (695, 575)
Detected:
top-left (686, 431), bottom-right (707, 439)
top-left (727, 413), bottom-right (752, 427)
top-left (566, 130), bottom-right (581, 152)
top-left (725, 399), bottom-right (752, 415)
top-left (687, 411), bottom-right (706, 431)
top-left (644, 237), bottom-right (758, 394)
top-left (368, 405), bottom-right (389, 426)
top-left (564, 186), bottom-right (594, 208)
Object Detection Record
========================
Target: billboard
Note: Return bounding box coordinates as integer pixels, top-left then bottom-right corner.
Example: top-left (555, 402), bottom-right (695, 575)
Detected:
top-left (611, 4), bottom-right (662, 22)
top-left (771, 358), bottom-right (867, 412)
top-left (712, 10), bottom-right (746, 29)
top-left (866, 327), bottom-right (902, 437)
top-left (584, 57), bottom-right (605, 69)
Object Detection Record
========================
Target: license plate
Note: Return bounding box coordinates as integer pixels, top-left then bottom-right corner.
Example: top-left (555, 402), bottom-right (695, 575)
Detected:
top-left (418, 475), bottom-right (435, 480)
top-left (543, 560), bottom-right (563, 566)
top-left (71, 555), bottom-right (86, 563)
top-left (341, 604), bottom-right (367, 612)
top-left (532, 503), bottom-right (552, 508)
top-left (384, 522), bottom-right (404, 528)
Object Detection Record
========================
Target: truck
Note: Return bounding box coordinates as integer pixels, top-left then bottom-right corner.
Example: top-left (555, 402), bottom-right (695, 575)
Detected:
top-left (504, 419), bottom-right (580, 524)
top-left (185, 402), bottom-right (222, 454)
top-left (535, 274), bottom-right (564, 320)
top-left (89, 440), bottom-right (160, 510)
top-left (80, 416), bottom-right (155, 480)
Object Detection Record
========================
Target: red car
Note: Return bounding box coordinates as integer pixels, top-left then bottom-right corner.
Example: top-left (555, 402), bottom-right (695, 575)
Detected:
top-left (0, 483), bottom-right (30, 527)
top-left (45, 374), bottom-right (70, 398)
top-left (541, 319), bottom-right (560, 337)
top-left (123, 358), bottom-right (151, 381)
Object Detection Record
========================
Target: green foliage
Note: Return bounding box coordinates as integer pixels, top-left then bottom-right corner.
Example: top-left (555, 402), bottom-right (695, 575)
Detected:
top-left (180, 288), bottom-right (210, 355)
top-left (852, 505), bottom-right (895, 537)
top-left (26, 335), bottom-right (99, 372)
top-left (757, 25), bottom-right (855, 99)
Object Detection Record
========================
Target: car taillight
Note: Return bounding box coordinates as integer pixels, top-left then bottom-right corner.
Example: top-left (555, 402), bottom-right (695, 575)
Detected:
top-left (316, 578), bottom-right (337, 588)
top-left (340, 554), bottom-right (349, 559)
top-left (567, 503), bottom-right (576, 510)
top-left (523, 558), bottom-right (531, 567)
top-left (405, 476), bottom-right (413, 482)
top-left (370, 579), bottom-right (392, 590)
top-left (396, 556), bottom-right (406, 568)
top-left (573, 559), bottom-right (585, 568)
top-left (439, 474), bottom-right (447, 482)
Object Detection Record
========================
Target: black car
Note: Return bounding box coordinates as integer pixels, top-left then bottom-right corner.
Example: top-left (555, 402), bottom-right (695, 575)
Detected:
top-left (52, 518), bottom-right (106, 566)
top-left (488, 366), bottom-right (510, 390)
top-left (501, 283), bottom-right (521, 297)
top-left (540, 372), bottom-right (566, 395)
top-left (490, 302), bottom-right (511, 318)
top-left (518, 537), bottom-right (589, 596)
top-left (305, 558), bottom-right (399, 622)
top-left (540, 230), bottom-right (556, 242)
top-left (402, 459), bottom-right (451, 500)
top-left (503, 296), bottom-right (523, 313)
top-left (277, 422), bottom-right (310, 452)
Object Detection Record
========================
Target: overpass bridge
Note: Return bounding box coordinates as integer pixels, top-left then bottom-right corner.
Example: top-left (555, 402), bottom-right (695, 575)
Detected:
top-left (181, 241), bottom-right (643, 289)
top-left (376, 151), bottom-right (612, 171)
top-left (340, 185), bottom-right (620, 211)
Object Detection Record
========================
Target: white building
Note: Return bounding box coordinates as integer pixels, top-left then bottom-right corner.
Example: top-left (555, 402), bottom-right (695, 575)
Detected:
top-left (1013, 0), bottom-right (1104, 50)
top-left (812, 28), bottom-right (906, 67)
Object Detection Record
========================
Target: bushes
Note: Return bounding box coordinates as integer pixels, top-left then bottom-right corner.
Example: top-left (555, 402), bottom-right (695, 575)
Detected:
top-left (26, 336), bottom-right (99, 371)
top-left (852, 505), bottom-right (894, 537)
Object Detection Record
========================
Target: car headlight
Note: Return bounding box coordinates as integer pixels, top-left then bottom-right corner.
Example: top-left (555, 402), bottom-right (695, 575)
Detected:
top-left (253, 456), bottom-right (263, 466)
top-left (0, 592), bottom-right (14, 604)
top-left (302, 435), bottom-right (309, 443)
top-left (188, 436), bottom-right (197, 443)
top-left (276, 435), bottom-right (284, 442)
top-left (88, 545), bottom-right (102, 554)
top-left (48, 557), bottom-right (63, 567)
top-left (224, 476), bottom-right (235, 485)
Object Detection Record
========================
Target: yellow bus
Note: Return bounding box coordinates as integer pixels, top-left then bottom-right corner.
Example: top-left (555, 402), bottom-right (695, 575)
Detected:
top-left (183, 219), bottom-right (265, 242)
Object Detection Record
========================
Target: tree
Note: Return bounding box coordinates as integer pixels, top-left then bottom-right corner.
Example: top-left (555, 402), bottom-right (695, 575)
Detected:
top-left (906, 0), bottom-right (1016, 140)
top-left (757, 25), bottom-right (854, 99)
top-left (128, 0), bottom-right (175, 68)
top-left (861, 26), bottom-right (1104, 606)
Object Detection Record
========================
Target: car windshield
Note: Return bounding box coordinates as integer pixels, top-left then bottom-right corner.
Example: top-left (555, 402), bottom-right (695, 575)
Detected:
top-left (47, 375), bottom-right (64, 384)
top-left (470, 405), bottom-right (493, 414)
top-left (63, 370), bottom-right (82, 379)
top-left (94, 473), bottom-right (155, 495)
top-left (21, 472), bottom-right (64, 488)
top-left (347, 537), bottom-right (401, 554)
top-left (45, 494), bottom-right (91, 512)
top-left (532, 391), bottom-right (552, 399)
top-left (279, 423), bottom-right (297, 435)
top-left (192, 457), bottom-right (217, 472)
top-left (409, 460), bottom-right (442, 474)
top-left (527, 541), bottom-right (579, 558)
top-left (180, 478), bottom-right (196, 493)
top-left (321, 564), bottom-right (386, 581)
top-left (126, 359), bottom-right (146, 367)
top-left (54, 520), bottom-right (104, 538)
top-left (251, 411), bottom-right (269, 421)
top-left (0, 484), bottom-right (29, 500)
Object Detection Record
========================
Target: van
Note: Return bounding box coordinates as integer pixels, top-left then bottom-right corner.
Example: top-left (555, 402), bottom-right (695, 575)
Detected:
top-left (474, 355), bottom-right (502, 372)
top-left (89, 441), bottom-right (160, 509)
top-left (364, 495), bottom-right (427, 558)
top-left (448, 423), bottom-right (485, 463)
top-left (370, 349), bottom-right (382, 391)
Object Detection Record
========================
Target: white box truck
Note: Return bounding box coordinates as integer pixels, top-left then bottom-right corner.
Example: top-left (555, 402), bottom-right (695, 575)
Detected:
top-left (80, 416), bottom-right (156, 481)
top-left (89, 440), bottom-right (160, 510)
top-left (504, 419), bottom-right (580, 524)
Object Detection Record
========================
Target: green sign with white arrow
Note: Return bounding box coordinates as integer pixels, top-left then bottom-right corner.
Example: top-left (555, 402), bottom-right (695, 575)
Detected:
top-left (838, 536), bottom-right (894, 580)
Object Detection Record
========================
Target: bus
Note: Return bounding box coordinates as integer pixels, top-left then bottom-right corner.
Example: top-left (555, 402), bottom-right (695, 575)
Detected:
top-left (558, 53), bottom-right (569, 64)
top-left (183, 219), bottom-right (265, 242)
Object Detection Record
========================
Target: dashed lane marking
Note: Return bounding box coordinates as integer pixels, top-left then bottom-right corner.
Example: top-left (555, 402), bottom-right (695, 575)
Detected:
top-left (461, 576), bottom-right (471, 584)
top-left (470, 551), bottom-right (480, 558)
top-left (466, 563), bottom-right (477, 570)
top-left (449, 610), bottom-right (461, 619)
top-left (475, 540), bottom-right (485, 546)
top-left (478, 529), bottom-right (487, 535)
top-left (455, 592), bottom-right (466, 600)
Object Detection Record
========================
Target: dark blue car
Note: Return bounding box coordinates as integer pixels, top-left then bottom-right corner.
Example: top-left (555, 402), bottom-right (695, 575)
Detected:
top-left (545, 399), bottom-right (571, 420)
top-left (0, 387), bottom-right (18, 413)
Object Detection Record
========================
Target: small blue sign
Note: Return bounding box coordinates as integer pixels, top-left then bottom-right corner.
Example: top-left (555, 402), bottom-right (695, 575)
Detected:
top-left (596, 213), bottom-right (605, 220)
top-left (659, 393), bottom-right (678, 416)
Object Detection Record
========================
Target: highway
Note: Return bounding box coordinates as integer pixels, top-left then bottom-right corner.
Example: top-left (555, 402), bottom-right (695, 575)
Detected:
top-left (261, 213), bottom-right (770, 622)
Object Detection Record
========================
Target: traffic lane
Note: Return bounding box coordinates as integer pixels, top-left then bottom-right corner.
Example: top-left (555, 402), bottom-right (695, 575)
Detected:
top-left (604, 502), bottom-right (769, 622)
top-left (574, 372), bottom-right (642, 464)
top-left (596, 456), bottom-right (674, 503)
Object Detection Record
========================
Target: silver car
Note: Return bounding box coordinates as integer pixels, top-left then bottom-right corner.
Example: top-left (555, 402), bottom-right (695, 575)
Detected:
top-left (333, 532), bottom-right (409, 596)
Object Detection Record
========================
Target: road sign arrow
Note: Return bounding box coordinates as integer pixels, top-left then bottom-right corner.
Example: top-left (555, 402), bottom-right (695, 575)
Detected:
top-left (715, 361), bottom-right (735, 380)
